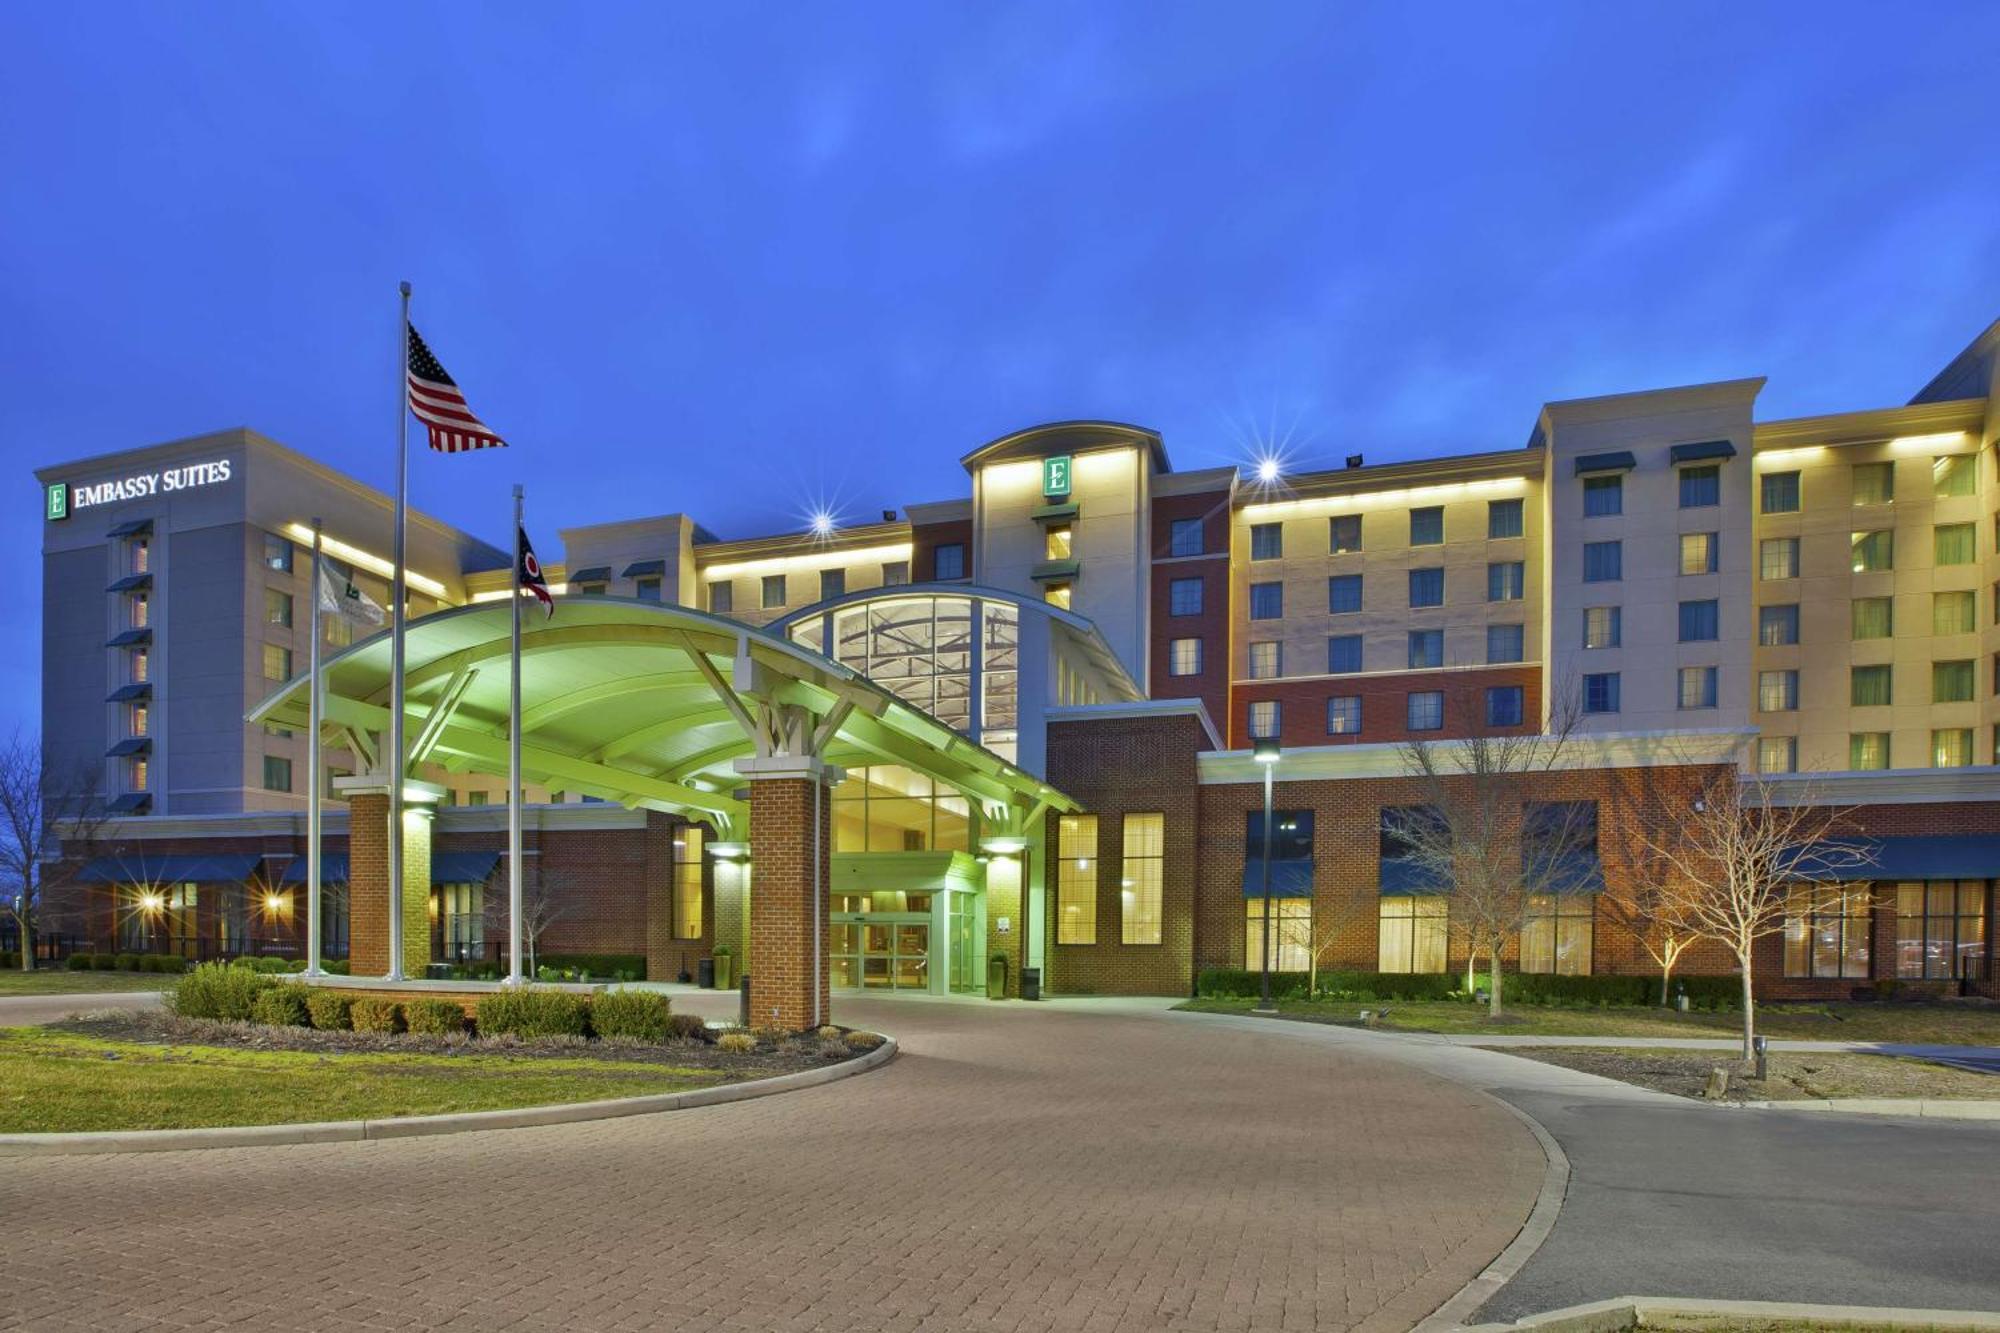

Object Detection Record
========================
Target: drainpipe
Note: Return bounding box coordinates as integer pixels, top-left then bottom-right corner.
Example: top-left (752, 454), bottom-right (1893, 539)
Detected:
top-left (813, 768), bottom-right (823, 1029)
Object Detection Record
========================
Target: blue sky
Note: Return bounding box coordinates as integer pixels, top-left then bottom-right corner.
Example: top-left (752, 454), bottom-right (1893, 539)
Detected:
top-left (5, 3), bottom-right (2000, 733)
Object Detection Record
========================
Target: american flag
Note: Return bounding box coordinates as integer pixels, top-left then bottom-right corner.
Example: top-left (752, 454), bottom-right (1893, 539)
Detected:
top-left (406, 325), bottom-right (508, 453)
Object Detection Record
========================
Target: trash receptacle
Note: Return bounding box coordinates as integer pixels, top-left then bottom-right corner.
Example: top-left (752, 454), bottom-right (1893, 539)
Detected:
top-left (986, 952), bottom-right (1009, 999)
top-left (1020, 966), bottom-right (1041, 1001)
top-left (696, 957), bottom-right (715, 989)
top-left (425, 962), bottom-right (453, 981)
top-left (713, 950), bottom-right (735, 991)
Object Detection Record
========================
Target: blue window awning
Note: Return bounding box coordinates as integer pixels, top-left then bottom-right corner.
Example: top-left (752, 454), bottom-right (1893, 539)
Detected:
top-left (107, 793), bottom-right (152, 814)
top-left (1241, 860), bottom-right (1314, 898)
top-left (1380, 860), bottom-right (1449, 895)
top-left (433, 851), bottom-right (500, 885)
top-left (279, 854), bottom-right (349, 884)
top-left (107, 572), bottom-right (153, 593)
top-left (621, 559), bottom-right (667, 579)
top-left (1793, 834), bottom-right (2000, 882)
top-left (108, 627), bottom-right (153, 647)
top-left (107, 518), bottom-right (153, 538)
top-left (568, 566), bottom-right (611, 584)
top-left (1573, 451), bottom-right (1637, 476)
top-left (106, 737), bottom-right (151, 757)
top-left (108, 683), bottom-right (152, 702)
top-left (79, 852), bottom-right (261, 884)
top-left (1669, 440), bottom-right (1737, 465)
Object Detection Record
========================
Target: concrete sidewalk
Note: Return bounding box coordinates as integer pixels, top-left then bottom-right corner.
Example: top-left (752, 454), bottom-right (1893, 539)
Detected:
top-left (0, 989), bottom-right (164, 1027)
top-left (1423, 1031), bottom-right (2000, 1065)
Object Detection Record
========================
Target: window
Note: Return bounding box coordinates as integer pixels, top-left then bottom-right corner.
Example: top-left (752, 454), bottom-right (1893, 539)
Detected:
top-left (1934, 453), bottom-right (1977, 498)
top-left (1486, 685), bottom-right (1524, 727)
top-left (265, 589), bottom-right (293, 628)
top-left (262, 644), bottom-right (291, 681)
top-left (1056, 815), bottom-right (1098, 945)
top-left (933, 543), bottom-right (965, 580)
top-left (1043, 582), bottom-right (1071, 610)
top-left (262, 721), bottom-right (294, 740)
top-left (1407, 629), bottom-right (1443, 669)
top-left (882, 561), bottom-right (909, 587)
top-left (1851, 530), bottom-right (1893, 572)
top-left (573, 581), bottom-right (607, 599)
top-left (1935, 590), bottom-right (1976, 636)
top-left (1758, 669), bottom-right (1799, 712)
top-left (1783, 886), bottom-right (1870, 978)
top-left (1170, 518), bottom-right (1204, 557)
top-left (438, 884), bottom-right (482, 962)
top-left (1248, 582), bottom-right (1283, 620)
top-left (817, 569), bottom-right (844, 603)
top-left (1487, 561), bottom-right (1524, 602)
top-left (129, 538), bottom-right (150, 574)
top-left (1169, 577), bottom-right (1204, 616)
top-left (1487, 623), bottom-right (1524, 664)
top-left (1583, 672), bottom-right (1620, 714)
top-left (674, 824), bottom-right (706, 939)
top-left (1408, 567), bottom-right (1444, 607)
top-left (1933, 728), bottom-right (1975, 768)
top-left (1488, 498), bottom-right (1523, 539)
top-left (1409, 506), bottom-right (1443, 545)
top-left (262, 755), bottom-right (292, 793)
top-left (1679, 532), bottom-right (1718, 575)
top-left (1758, 736), bottom-right (1797, 773)
top-left (129, 703), bottom-right (148, 737)
top-left (1406, 691), bottom-right (1443, 731)
top-left (761, 574), bottom-right (787, 609)
top-left (263, 533), bottom-right (292, 572)
top-left (1935, 522), bottom-right (1976, 566)
top-left (707, 581), bottom-right (733, 613)
top-left (1933, 659), bottom-right (1974, 703)
top-left (1895, 881), bottom-right (1985, 980)
top-left (1678, 666), bottom-right (1717, 710)
top-left (1582, 540), bottom-right (1622, 582)
top-left (1851, 664), bottom-right (1893, 707)
top-left (1679, 464), bottom-right (1720, 508)
top-left (128, 755), bottom-right (149, 790)
top-left (1044, 526), bottom-right (1073, 561)
top-left (130, 648), bottom-right (149, 683)
top-left (1327, 696), bottom-right (1361, 735)
top-left (465, 791), bottom-right (489, 807)
top-left (1328, 514), bottom-right (1362, 554)
top-left (129, 593), bottom-right (148, 628)
top-left (1246, 899), bottom-right (1311, 972)
top-left (1759, 537), bottom-right (1799, 581)
top-left (1759, 604), bottom-right (1799, 646)
top-left (1852, 596), bottom-right (1892, 639)
top-left (1852, 461), bottom-right (1894, 506)
top-left (636, 577), bottom-right (663, 602)
top-left (1378, 896), bottom-right (1447, 973)
top-left (1582, 606), bottom-right (1620, 649)
top-left (1583, 474), bottom-right (1623, 517)
top-left (1678, 599), bottom-right (1719, 642)
top-left (1326, 634), bottom-right (1363, 674)
top-left (1249, 523), bottom-right (1282, 560)
top-left (1247, 641), bottom-right (1282, 680)
top-left (1120, 813), bottom-right (1164, 945)
top-left (1247, 700), bottom-right (1280, 740)
top-left (1167, 637), bottom-right (1203, 677)
top-left (1327, 574), bottom-right (1362, 614)
top-left (1849, 732), bottom-right (1890, 771)
top-left (1760, 470), bottom-right (1800, 514)
top-left (1521, 895), bottom-right (1594, 975)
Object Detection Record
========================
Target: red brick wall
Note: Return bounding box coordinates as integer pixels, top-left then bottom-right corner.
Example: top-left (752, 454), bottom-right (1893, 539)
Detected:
top-left (348, 793), bottom-right (391, 975)
top-left (746, 776), bottom-right (833, 1030)
top-left (912, 518), bottom-right (973, 583)
top-left (1229, 666), bottom-right (1543, 750)
top-left (1148, 488), bottom-right (1232, 730)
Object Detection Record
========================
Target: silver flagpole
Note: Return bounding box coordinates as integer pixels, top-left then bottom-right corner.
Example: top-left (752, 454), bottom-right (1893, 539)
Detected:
top-left (305, 518), bottom-right (324, 978)
top-left (507, 484), bottom-right (524, 986)
top-left (387, 280), bottom-right (411, 981)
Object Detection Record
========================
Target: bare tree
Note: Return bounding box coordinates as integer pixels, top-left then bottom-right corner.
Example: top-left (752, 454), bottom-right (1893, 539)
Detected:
top-left (482, 867), bottom-right (574, 974)
top-left (1397, 684), bottom-right (1586, 1019)
top-left (1305, 890), bottom-right (1373, 998)
top-left (1645, 769), bottom-right (1869, 1057)
top-left (1596, 772), bottom-right (1699, 1006)
top-left (0, 732), bottom-right (107, 972)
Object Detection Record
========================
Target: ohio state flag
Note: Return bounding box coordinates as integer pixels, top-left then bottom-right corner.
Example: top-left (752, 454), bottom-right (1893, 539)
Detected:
top-left (518, 526), bottom-right (553, 618)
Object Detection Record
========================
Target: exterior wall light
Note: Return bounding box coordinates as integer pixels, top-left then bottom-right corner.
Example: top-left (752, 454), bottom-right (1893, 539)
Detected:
top-left (140, 892), bottom-right (165, 913)
top-left (979, 835), bottom-right (1028, 856)
top-left (709, 841), bottom-right (751, 861)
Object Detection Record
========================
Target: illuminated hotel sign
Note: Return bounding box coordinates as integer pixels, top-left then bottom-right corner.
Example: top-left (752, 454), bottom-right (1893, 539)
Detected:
top-left (1041, 455), bottom-right (1072, 499)
top-left (51, 459), bottom-right (235, 519)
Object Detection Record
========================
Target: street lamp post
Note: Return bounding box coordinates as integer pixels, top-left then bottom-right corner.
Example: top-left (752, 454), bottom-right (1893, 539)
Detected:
top-left (1252, 736), bottom-right (1281, 1013)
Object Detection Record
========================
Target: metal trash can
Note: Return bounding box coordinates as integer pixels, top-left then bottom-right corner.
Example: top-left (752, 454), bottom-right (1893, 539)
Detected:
top-left (696, 957), bottom-right (715, 989)
top-left (986, 953), bottom-right (1009, 999)
top-left (425, 962), bottom-right (453, 980)
top-left (1020, 966), bottom-right (1041, 1002)
top-left (713, 951), bottom-right (735, 991)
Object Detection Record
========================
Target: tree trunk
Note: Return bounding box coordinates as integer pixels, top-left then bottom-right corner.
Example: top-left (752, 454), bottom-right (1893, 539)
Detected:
top-left (1658, 953), bottom-right (1674, 1007)
top-left (1737, 954), bottom-right (1756, 1060)
top-left (15, 910), bottom-right (29, 973)
top-left (1488, 951), bottom-right (1504, 1018)
top-left (1463, 950), bottom-right (1477, 994)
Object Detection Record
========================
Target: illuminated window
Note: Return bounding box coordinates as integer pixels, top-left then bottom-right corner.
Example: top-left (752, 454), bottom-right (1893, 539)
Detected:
top-left (262, 644), bottom-right (292, 681)
top-left (1582, 606), bottom-right (1620, 649)
top-left (1045, 526), bottom-right (1073, 561)
top-left (1247, 641), bottom-right (1282, 679)
top-left (1758, 669), bottom-right (1798, 712)
top-left (1378, 896), bottom-right (1447, 973)
top-left (129, 538), bottom-right (151, 574)
top-left (129, 593), bottom-right (148, 627)
top-left (1934, 453), bottom-right (1977, 498)
top-left (881, 561), bottom-right (909, 587)
top-left (1852, 461), bottom-right (1893, 506)
top-left (1247, 700), bottom-right (1280, 740)
top-left (1043, 582), bottom-right (1072, 610)
top-left (1851, 597), bottom-right (1892, 639)
top-left (674, 825), bottom-right (704, 939)
top-left (1849, 733), bottom-right (1889, 770)
top-left (129, 703), bottom-right (148, 736)
top-left (1120, 813), bottom-right (1163, 945)
top-left (1521, 895), bottom-right (1593, 974)
top-left (1935, 523), bottom-right (1976, 566)
top-left (1934, 728), bottom-right (1975, 768)
top-left (1328, 514), bottom-right (1362, 553)
top-left (1760, 537), bottom-right (1799, 581)
top-left (1246, 898), bottom-right (1311, 971)
top-left (1679, 532), bottom-right (1718, 575)
top-left (1895, 881), bottom-right (1985, 980)
top-left (1934, 590), bottom-right (1975, 636)
top-left (130, 648), bottom-right (149, 683)
top-left (832, 765), bottom-right (971, 854)
top-left (325, 615), bottom-right (352, 648)
top-left (262, 533), bottom-right (290, 572)
top-left (439, 883), bottom-right (482, 961)
top-left (1057, 815), bottom-right (1098, 945)
top-left (265, 589), bottom-right (293, 627)
top-left (1327, 696), bottom-right (1361, 735)
top-left (1167, 637), bottom-right (1202, 677)
top-left (129, 755), bottom-right (148, 790)
top-left (1851, 530), bottom-right (1893, 572)
top-left (1783, 886), bottom-right (1870, 978)
top-left (1757, 736), bottom-right (1797, 774)
top-left (1487, 561), bottom-right (1524, 602)
top-left (1678, 666), bottom-right (1717, 710)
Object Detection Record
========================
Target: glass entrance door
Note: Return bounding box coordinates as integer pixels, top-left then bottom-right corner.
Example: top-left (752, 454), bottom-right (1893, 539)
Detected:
top-left (831, 891), bottom-right (931, 991)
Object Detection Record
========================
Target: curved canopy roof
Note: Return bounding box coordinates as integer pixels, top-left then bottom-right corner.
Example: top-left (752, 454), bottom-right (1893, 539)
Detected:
top-left (248, 599), bottom-right (1072, 834)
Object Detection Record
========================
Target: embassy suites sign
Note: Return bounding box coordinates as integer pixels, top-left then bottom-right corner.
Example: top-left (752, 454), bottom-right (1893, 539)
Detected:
top-left (45, 458), bottom-right (234, 521)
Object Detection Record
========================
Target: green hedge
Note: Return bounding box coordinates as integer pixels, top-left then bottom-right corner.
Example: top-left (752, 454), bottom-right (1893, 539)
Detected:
top-left (350, 997), bottom-right (404, 1033)
top-left (170, 963), bottom-right (276, 1021)
top-left (536, 954), bottom-right (646, 981)
top-left (477, 987), bottom-right (590, 1038)
top-left (1194, 968), bottom-right (1742, 1008)
top-left (249, 985), bottom-right (313, 1027)
top-left (305, 990), bottom-right (354, 1031)
top-left (590, 990), bottom-right (673, 1041)
top-left (405, 997), bottom-right (468, 1036)
top-left (66, 953), bottom-right (94, 970)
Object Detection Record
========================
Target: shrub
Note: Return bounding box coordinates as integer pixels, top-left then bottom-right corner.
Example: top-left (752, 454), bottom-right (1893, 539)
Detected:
top-left (715, 1030), bottom-right (757, 1054)
top-left (539, 953), bottom-right (645, 980)
top-left (815, 1025), bottom-right (842, 1040)
top-left (666, 1012), bottom-right (710, 1042)
top-left (0, 951), bottom-right (14, 968)
top-left (93, 953), bottom-right (120, 970)
top-left (404, 998), bottom-right (468, 1036)
top-left (843, 1030), bottom-right (884, 1050)
top-left (140, 955), bottom-right (169, 973)
top-left (250, 985), bottom-right (313, 1027)
top-left (67, 953), bottom-right (94, 971)
top-left (320, 959), bottom-right (351, 976)
top-left (477, 987), bottom-right (589, 1039)
top-left (153, 954), bottom-right (188, 975)
top-left (170, 962), bottom-right (275, 1022)
top-left (590, 990), bottom-right (673, 1042)
top-left (350, 997), bottom-right (404, 1033)
top-left (305, 989), bottom-right (354, 1031)
top-left (230, 956), bottom-right (259, 970)
top-left (115, 952), bottom-right (142, 972)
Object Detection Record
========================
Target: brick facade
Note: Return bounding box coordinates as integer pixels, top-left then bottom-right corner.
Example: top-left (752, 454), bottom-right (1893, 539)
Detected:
top-left (1229, 665), bottom-right (1544, 750)
top-left (1148, 487), bottom-right (1232, 732)
top-left (348, 795), bottom-right (431, 979)
top-left (745, 772), bottom-right (833, 1031)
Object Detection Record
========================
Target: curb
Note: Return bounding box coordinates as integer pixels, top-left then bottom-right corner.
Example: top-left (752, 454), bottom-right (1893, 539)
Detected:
top-left (1457, 1294), bottom-right (2000, 1331)
top-left (1719, 1096), bottom-right (2000, 1120)
top-left (0, 1034), bottom-right (896, 1156)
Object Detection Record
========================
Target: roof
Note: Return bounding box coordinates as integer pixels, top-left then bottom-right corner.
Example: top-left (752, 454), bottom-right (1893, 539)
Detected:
top-left (248, 598), bottom-right (1073, 835)
top-left (958, 420), bottom-right (1169, 475)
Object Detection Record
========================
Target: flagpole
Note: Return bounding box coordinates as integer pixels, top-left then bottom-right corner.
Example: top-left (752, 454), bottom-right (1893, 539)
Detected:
top-left (305, 518), bottom-right (324, 978)
top-left (507, 483), bottom-right (525, 986)
top-left (387, 280), bottom-right (411, 982)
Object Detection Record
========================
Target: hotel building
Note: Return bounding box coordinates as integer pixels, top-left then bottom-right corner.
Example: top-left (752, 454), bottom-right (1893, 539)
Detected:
top-left (30, 317), bottom-right (2000, 1014)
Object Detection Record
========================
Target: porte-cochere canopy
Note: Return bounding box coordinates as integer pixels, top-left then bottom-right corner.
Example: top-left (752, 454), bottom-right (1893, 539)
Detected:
top-left (247, 599), bottom-right (1073, 836)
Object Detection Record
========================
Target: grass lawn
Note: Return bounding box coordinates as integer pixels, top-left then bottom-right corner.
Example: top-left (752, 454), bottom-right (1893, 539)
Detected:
top-left (0, 969), bottom-right (174, 997)
top-left (1508, 1045), bottom-right (2000, 1103)
top-left (0, 1027), bottom-right (735, 1133)
top-left (1174, 996), bottom-right (2000, 1046)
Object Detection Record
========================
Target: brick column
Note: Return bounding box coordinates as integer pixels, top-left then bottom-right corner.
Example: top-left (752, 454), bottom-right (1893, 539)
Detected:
top-left (741, 760), bottom-right (834, 1031)
top-left (343, 790), bottom-right (432, 979)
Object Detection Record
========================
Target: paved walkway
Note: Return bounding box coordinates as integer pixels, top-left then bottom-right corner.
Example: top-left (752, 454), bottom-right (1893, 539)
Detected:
top-left (0, 989), bottom-right (164, 1027)
top-left (0, 993), bottom-right (1543, 1333)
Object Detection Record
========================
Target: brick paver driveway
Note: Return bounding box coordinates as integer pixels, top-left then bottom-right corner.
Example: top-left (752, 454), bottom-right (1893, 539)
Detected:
top-left (1, 995), bottom-right (1542, 1333)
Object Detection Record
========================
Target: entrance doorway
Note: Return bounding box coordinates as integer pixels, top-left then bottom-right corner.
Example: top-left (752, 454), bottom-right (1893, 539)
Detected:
top-left (831, 892), bottom-right (931, 991)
